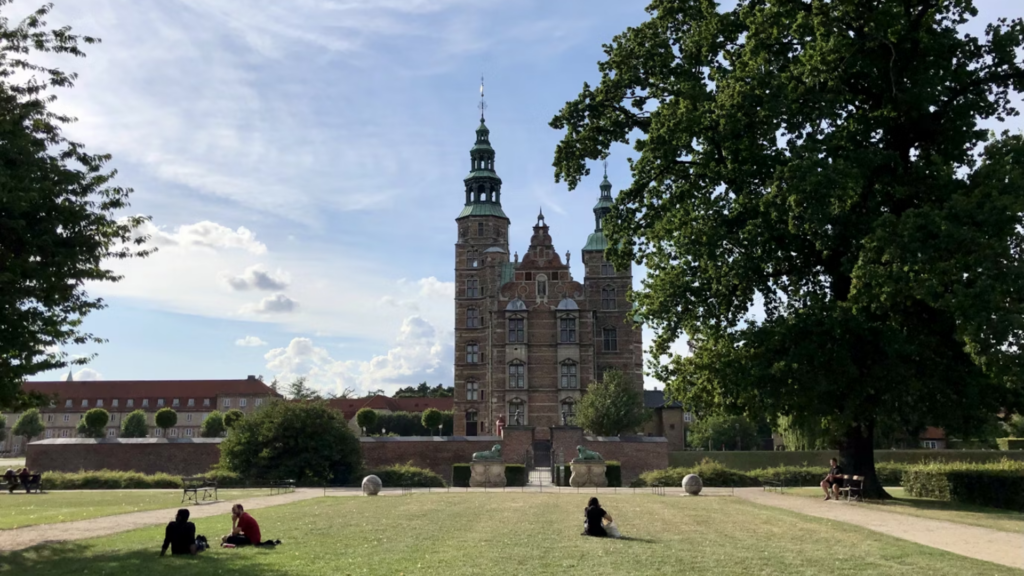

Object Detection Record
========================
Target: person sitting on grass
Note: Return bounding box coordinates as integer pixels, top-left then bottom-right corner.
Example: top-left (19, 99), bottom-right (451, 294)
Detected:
top-left (161, 508), bottom-right (198, 556)
top-left (582, 497), bottom-right (614, 537)
top-left (221, 504), bottom-right (280, 547)
top-left (820, 457), bottom-right (844, 501)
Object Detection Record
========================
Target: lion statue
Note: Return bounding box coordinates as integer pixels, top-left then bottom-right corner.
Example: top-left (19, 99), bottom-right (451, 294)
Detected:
top-left (575, 445), bottom-right (603, 461)
top-left (472, 444), bottom-right (502, 461)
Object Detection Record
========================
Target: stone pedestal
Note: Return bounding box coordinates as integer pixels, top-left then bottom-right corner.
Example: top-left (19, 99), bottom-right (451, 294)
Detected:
top-left (569, 460), bottom-right (608, 488)
top-left (470, 461), bottom-right (507, 488)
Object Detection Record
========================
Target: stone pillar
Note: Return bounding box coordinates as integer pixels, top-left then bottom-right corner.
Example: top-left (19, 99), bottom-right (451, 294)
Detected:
top-left (569, 461), bottom-right (608, 488)
top-left (470, 461), bottom-right (507, 488)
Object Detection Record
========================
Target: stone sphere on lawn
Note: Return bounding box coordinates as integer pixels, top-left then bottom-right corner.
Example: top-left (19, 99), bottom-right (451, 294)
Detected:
top-left (682, 474), bottom-right (703, 495)
top-left (362, 475), bottom-right (382, 496)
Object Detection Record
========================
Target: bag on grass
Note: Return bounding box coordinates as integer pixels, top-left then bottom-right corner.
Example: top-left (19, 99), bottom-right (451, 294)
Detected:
top-left (605, 521), bottom-right (621, 539)
top-left (195, 535), bottom-right (209, 552)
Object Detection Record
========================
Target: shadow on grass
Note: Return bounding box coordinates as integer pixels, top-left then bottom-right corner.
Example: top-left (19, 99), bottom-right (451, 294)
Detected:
top-left (615, 536), bottom-right (657, 543)
top-left (0, 541), bottom-right (293, 576)
top-left (871, 497), bottom-right (1023, 517)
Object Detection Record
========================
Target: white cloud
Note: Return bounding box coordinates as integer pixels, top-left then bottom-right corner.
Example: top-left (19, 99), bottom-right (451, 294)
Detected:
top-left (242, 293), bottom-right (299, 314)
top-left (223, 265), bottom-right (290, 291)
top-left (235, 336), bottom-right (268, 347)
top-left (264, 315), bottom-right (453, 396)
top-left (135, 220), bottom-right (267, 254)
top-left (73, 368), bottom-right (103, 381)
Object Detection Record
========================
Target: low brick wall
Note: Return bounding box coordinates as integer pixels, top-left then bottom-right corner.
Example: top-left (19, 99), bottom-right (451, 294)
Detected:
top-left (26, 438), bottom-right (222, 475)
top-left (360, 436), bottom-right (502, 483)
top-left (552, 427), bottom-right (669, 485)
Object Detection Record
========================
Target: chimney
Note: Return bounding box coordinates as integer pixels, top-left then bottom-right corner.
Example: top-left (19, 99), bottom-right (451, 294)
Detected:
top-left (247, 375), bottom-right (256, 380)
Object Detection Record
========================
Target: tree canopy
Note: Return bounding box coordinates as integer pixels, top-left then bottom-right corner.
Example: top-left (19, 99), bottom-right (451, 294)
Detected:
top-left (200, 410), bottom-right (226, 438)
top-left (0, 1), bottom-right (150, 407)
top-left (394, 382), bottom-right (454, 398)
top-left (120, 410), bottom-right (148, 438)
top-left (76, 408), bottom-right (109, 438)
top-left (421, 408), bottom-right (443, 435)
top-left (154, 408), bottom-right (177, 431)
top-left (690, 414), bottom-right (759, 451)
top-left (12, 408), bottom-right (44, 441)
top-left (219, 399), bottom-right (361, 484)
top-left (355, 407), bottom-right (378, 433)
top-left (224, 409), bottom-right (245, 429)
top-left (573, 369), bottom-right (649, 436)
top-left (552, 0), bottom-right (1024, 497)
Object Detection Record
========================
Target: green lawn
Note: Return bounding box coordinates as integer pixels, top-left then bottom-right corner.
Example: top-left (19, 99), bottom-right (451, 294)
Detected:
top-left (0, 489), bottom-right (275, 530)
top-left (783, 487), bottom-right (1024, 533)
top-left (3, 494), bottom-right (1019, 575)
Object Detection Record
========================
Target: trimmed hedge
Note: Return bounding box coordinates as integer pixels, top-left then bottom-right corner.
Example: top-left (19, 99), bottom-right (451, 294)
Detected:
top-left (997, 438), bottom-right (1024, 451)
top-left (902, 459), bottom-right (1024, 511)
top-left (452, 464), bottom-right (471, 487)
top-left (505, 464), bottom-right (527, 487)
top-left (633, 459), bottom-right (761, 488)
top-left (42, 470), bottom-right (183, 490)
top-left (669, 449), bottom-right (1024, 470)
top-left (747, 462), bottom-right (906, 487)
top-left (605, 461), bottom-right (622, 487)
top-left (362, 462), bottom-right (446, 488)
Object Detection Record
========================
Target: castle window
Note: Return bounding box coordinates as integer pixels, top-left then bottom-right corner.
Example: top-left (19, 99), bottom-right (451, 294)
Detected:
top-left (127, 399), bottom-right (134, 407)
top-left (601, 263), bottom-right (614, 276)
top-left (466, 278), bottom-right (479, 298)
top-left (602, 327), bottom-right (618, 352)
top-left (466, 380), bottom-right (479, 401)
top-left (559, 317), bottom-right (576, 343)
top-left (466, 343), bottom-right (480, 364)
top-left (508, 317), bottom-right (525, 343)
top-left (536, 275), bottom-right (547, 297)
top-left (508, 362), bottom-right (525, 389)
top-left (478, 222), bottom-right (485, 236)
top-left (560, 362), bottom-right (578, 389)
top-left (508, 398), bottom-right (525, 425)
top-left (601, 287), bottom-right (616, 310)
top-left (467, 308), bottom-right (480, 328)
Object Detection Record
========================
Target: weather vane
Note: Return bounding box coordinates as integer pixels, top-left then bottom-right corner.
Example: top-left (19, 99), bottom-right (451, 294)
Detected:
top-left (479, 75), bottom-right (487, 121)
top-left (603, 159), bottom-right (608, 177)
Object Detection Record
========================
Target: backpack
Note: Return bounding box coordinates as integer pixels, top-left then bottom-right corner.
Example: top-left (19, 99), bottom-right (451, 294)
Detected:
top-left (195, 535), bottom-right (209, 552)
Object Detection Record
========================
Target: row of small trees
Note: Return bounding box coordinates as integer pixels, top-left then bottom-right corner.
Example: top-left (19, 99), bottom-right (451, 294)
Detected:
top-left (0, 407), bottom-right (248, 445)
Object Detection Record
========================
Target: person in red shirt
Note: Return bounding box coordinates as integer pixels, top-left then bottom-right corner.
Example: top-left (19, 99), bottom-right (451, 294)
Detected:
top-left (222, 504), bottom-right (261, 546)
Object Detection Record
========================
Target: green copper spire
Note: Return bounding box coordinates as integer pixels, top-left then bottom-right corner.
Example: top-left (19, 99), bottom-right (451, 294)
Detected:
top-left (583, 160), bottom-right (614, 251)
top-left (458, 77), bottom-right (507, 220)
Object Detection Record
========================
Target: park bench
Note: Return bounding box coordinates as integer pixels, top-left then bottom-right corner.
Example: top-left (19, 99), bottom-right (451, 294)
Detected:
top-left (839, 474), bottom-right (864, 502)
top-left (761, 480), bottom-right (783, 493)
top-left (24, 473), bottom-right (43, 493)
top-left (181, 476), bottom-right (218, 504)
top-left (270, 479), bottom-right (296, 495)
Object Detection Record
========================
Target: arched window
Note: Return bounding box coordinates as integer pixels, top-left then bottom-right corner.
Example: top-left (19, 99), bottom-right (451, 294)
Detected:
top-left (559, 316), bottom-right (576, 343)
top-left (601, 286), bottom-right (616, 310)
top-left (467, 308), bottom-right (480, 328)
top-left (560, 399), bottom-right (576, 426)
top-left (508, 398), bottom-right (525, 425)
top-left (476, 184), bottom-right (484, 201)
top-left (602, 327), bottom-right (618, 352)
top-left (508, 316), bottom-right (525, 343)
top-left (560, 361), bottom-right (578, 389)
top-left (466, 380), bottom-right (479, 401)
top-left (536, 274), bottom-right (547, 297)
top-left (466, 278), bottom-right (479, 298)
top-left (508, 362), bottom-right (525, 389)
top-left (466, 343), bottom-right (480, 363)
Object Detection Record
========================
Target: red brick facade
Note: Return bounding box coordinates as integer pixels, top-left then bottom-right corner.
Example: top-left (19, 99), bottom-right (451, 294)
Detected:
top-left (26, 438), bottom-right (221, 476)
top-left (359, 437), bottom-right (501, 484)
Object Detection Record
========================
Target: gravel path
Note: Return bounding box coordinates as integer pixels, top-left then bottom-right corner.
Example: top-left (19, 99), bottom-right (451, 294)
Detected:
top-left (735, 488), bottom-right (1024, 570)
top-left (0, 488), bottom-right (324, 552)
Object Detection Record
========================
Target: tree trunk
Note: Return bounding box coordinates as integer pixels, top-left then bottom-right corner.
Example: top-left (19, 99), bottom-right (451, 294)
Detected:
top-left (838, 421), bottom-right (891, 500)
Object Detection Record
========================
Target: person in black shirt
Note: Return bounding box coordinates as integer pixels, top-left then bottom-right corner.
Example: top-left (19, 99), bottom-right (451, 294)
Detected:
top-left (583, 497), bottom-right (613, 537)
top-left (161, 509), bottom-right (197, 556)
top-left (820, 458), bottom-right (844, 500)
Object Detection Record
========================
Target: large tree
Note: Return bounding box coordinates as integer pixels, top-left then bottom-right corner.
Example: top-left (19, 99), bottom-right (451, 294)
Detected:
top-left (120, 409), bottom-right (148, 438)
top-left (0, 1), bottom-right (151, 408)
top-left (76, 408), bottom-right (109, 438)
top-left (12, 407), bottom-right (44, 444)
top-left (551, 0), bottom-right (1024, 497)
top-left (573, 369), bottom-right (649, 436)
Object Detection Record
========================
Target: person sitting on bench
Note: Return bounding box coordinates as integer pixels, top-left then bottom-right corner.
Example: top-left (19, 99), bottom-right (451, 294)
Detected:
top-left (161, 509), bottom-right (197, 556)
top-left (3, 469), bottom-right (17, 493)
top-left (820, 457), bottom-right (843, 501)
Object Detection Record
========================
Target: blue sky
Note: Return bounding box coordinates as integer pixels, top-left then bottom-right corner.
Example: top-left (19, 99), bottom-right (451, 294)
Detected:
top-left (25, 0), bottom-right (1024, 395)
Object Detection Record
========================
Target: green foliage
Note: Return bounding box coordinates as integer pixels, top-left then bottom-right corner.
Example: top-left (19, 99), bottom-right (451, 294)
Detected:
top-left (219, 399), bottom-right (361, 484)
top-left (154, 408), bottom-right (177, 431)
top-left (12, 408), bottom-right (44, 441)
top-left (43, 469), bottom-right (182, 490)
top-left (364, 410), bottom-right (454, 436)
top-left (223, 409), bottom-right (245, 429)
top-left (634, 459), bottom-right (761, 488)
top-left (0, 414), bottom-right (6, 443)
top-left (76, 408), bottom-right (109, 438)
top-left (690, 414), bottom-right (759, 451)
top-left (286, 376), bottom-right (323, 400)
top-left (505, 464), bottom-right (527, 487)
top-left (1005, 414), bottom-right (1024, 438)
top-left (0, 3), bottom-right (151, 407)
top-left (119, 410), bottom-right (148, 438)
top-left (362, 463), bottom-right (446, 488)
top-left (746, 463), bottom-right (906, 487)
top-left (997, 438), bottom-right (1024, 451)
top-left (668, 449), bottom-right (1024, 470)
top-left (605, 461), bottom-right (621, 488)
top-left (573, 369), bottom-right (649, 436)
top-left (0, 390), bottom-right (55, 414)
top-left (452, 464), bottom-right (471, 487)
top-left (394, 382), bottom-right (454, 398)
top-left (901, 460), bottom-right (1024, 511)
top-left (201, 468), bottom-right (245, 487)
top-left (200, 411), bottom-right (226, 438)
top-left (355, 408), bottom-right (378, 433)
top-left (421, 408), bottom-right (443, 434)
top-left (551, 0), bottom-right (1024, 497)
top-left (776, 416), bottom-right (832, 451)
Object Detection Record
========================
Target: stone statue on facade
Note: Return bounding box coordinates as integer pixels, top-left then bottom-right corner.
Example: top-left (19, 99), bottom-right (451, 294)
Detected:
top-left (472, 444), bottom-right (502, 461)
top-left (513, 408), bottom-right (522, 426)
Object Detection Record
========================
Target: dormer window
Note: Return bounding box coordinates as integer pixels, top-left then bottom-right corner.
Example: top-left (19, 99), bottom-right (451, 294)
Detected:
top-left (188, 399), bottom-right (195, 407)
top-left (97, 399), bottom-right (104, 407)
top-left (127, 399), bottom-right (134, 407)
top-left (142, 399), bottom-right (149, 408)
top-left (172, 398), bottom-right (180, 407)
top-left (112, 399), bottom-right (119, 408)
top-left (157, 399), bottom-right (165, 407)
top-left (81, 399), bottom-right (88, 407)
top-left (65, 399), bottom-right (72, 408)
top-left (203, 399), bottom-right (210, 407)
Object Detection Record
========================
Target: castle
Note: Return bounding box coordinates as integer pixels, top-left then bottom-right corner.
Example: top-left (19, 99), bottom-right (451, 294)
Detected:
top-left (452, 111), bottom-right (644, 439)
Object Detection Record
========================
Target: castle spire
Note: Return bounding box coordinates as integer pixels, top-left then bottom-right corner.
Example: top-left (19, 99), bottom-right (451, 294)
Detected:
top-left (456, 79), bottom-right (507, 221)
top-left (583, 159), bottom-right (615, 251)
